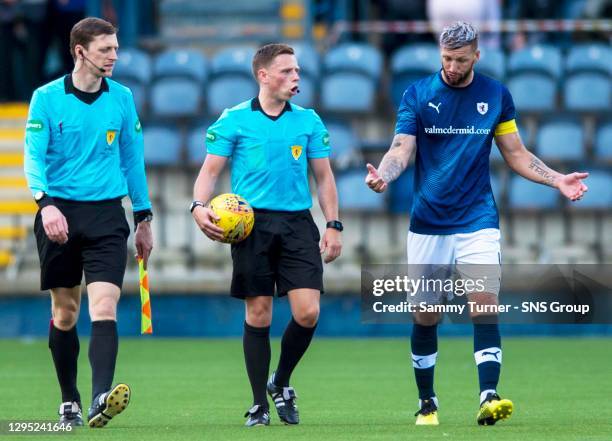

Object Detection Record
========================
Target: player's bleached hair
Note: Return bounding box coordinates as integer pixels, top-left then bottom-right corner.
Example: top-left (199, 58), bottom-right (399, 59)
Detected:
top-left (439, 21), bottom-right (479, 50)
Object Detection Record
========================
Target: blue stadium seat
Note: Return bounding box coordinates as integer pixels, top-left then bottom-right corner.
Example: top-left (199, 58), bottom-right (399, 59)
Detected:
top-left (571, 170), bottom-right (612, 209)
top-left (292, 42), bottom-right (320, 78)
top-left (536, 118), bottom-right (584, 162)
top-left (507, 44), bottom-right (562, 78)
top-left (154, 49), bottom-right (208, 82)
top-left (207, 74), bottom-right (257, 115)
top-left (507, 73), bottom-right (556, 112)
top-left (117, 79), bottom-right (147, 115)
top-left (566, 44), bottom-right (612, 75)
top-left (563, 72), bottom-right (611, 111)
top-left (388, 166), bottom-right (415, 214)
top-left (206, 46), bottom-right (257, 116)
top-left (210, 46), bottom-right (255, 76)
top-left (327, 121), bottom-right (360, 170)
top-left (594, 121), bottom-right (612, 161)
top-left (114, 48), bottom-right (152, 84)
top-left (337, 169), bottom-right (386, 211)
top-left (391, 44), bottom-right (439, 76)
top-left (320, 73), bottom-right (375, 113)
top-left (143, 125), bottom-right (182, 166)
top-left (321, 43), bottom-right (381, 113)
top-left (150, 78), bottom-right (202, 117)
top-left (324, 43), bottom-right (383, 80)
top-left (186, 125), bottom-right (210, 166)
top-left (113, 48), bottom-right (152, 115)
top-left (476, 47), bottom-right (505, 80)
top-left (150, 49), bottom-right (207, 118)
top-left (390, 44), bottom-right (439, 107)
top-left (508, 175), bottom-right (559, 209)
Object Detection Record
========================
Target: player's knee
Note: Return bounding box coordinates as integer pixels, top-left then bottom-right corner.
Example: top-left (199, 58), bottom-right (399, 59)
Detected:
top-left (293, 304), bottom-right (319, 328)
top-left (53, 309), bottom-right (78, 330)
top-left (89, 297), bottom-right (117, 321)
top-left (52, 302), bottom-right (79, 330)
top-left (246, 304), bottom-right (272, 327)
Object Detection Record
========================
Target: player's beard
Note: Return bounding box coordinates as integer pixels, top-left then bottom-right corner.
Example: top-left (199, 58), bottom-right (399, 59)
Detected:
top-left (442, 59), bottom-right (476, 87)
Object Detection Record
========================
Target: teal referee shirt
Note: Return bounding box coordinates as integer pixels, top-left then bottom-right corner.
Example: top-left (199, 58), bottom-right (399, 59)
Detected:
top-left (206, 98), bottom-right (330, 211)
top-left (24, 75), bottom-right (151, 211)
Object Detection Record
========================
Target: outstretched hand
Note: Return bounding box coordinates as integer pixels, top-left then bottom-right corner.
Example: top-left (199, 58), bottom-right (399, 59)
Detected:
top-left (365, 163), bottom-right (387, 193)
top-left (558, 172), bottom-right (588, 202)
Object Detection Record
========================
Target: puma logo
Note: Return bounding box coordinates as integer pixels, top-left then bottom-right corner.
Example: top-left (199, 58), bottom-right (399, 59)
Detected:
top-left (482, 350), bottom-right (501, 360)
top-left (412, 357), bottom-right (424, 367)
top-left (428, 101), bottom-right (441, 113)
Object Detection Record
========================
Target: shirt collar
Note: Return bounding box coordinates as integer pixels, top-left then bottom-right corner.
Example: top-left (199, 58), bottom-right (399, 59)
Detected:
top-left (64, 74), bottom-right (109, 95)
top-left (251, 97), bottom-right (292, 121)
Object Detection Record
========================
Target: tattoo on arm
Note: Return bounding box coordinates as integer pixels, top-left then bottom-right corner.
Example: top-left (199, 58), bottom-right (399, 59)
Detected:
top-left (380, 156), bottom-right (403, 183)
top-left (528, 156), bottom-right (557, 187)
top-left (376, 134), bottom-right (414, 183)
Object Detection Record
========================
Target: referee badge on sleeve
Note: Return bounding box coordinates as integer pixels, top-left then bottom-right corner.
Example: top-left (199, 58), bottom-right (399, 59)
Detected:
top-left (106, 130), bottom-right (117, 145)
top-left (291, 145), bottom-right (303, 160)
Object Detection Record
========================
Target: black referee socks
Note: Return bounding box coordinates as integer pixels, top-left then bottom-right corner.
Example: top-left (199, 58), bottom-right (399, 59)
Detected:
top-left (274, 318), bottom-right (317, 387)
top-left (49, 323), bottom-right (81, 403)
top-left (243, 322), bottom-right (271, 408)
top-left (89, 320), bottom-right (118, 400)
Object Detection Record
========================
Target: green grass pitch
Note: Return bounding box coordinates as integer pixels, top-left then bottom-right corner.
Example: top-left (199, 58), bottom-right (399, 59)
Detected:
top-left (1, 338), bottom-right (610, 440)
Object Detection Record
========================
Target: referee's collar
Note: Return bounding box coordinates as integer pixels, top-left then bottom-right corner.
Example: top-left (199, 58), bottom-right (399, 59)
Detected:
top-left (251, 97), bottom-right (292, 121)
top-left (64, 74), bottom-right (109, 104)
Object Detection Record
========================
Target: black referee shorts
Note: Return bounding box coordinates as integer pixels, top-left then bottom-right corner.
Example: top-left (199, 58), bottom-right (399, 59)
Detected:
top-left (230, 209), bottom-right (324, 299)
top-left (34, 198), bottom-right (130, 291)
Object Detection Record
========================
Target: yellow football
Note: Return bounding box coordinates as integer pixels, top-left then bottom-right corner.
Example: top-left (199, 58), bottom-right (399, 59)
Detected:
top-left (208, 193), bottom-right (255, 244)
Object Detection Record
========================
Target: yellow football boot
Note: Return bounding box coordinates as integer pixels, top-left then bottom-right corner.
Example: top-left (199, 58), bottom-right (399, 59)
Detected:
top-left (477, 393), bottom-right (513, 426)
top-left (415, 398), bottom-right (439, 426)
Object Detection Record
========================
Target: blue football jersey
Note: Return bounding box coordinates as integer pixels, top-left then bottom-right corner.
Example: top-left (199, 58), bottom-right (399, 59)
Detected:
top-left (205, 98), bottom-right (330, 211)
top-left (24, 75), bottom-right (151, 211)
top-left (395, 71), bottom-right (517, 235)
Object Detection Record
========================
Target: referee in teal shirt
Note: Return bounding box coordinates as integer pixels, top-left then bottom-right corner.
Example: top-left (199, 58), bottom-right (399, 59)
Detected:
top-left (23, 18), bottom-right (153, 429)
top-left (192, 44), bottom-right (343, 427)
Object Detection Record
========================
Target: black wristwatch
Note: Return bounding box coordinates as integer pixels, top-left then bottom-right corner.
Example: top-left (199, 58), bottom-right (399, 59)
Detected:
top-left (34, 191), bottom-right (55, 209)
top-left (190, 200), bottom-right (206, 213)
top-left (326, 220), bottom-right (344, 232)
top-left (134, 210), bottom-right (153, 230)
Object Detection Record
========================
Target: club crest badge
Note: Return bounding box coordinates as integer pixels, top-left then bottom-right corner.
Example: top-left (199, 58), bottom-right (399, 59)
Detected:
top-left (291, 145), bottom-right (303, 160)
top-left (106, 130), bottom-right (117, 145)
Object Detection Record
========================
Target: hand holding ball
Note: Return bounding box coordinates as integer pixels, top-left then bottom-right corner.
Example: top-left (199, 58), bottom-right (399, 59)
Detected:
top-left (208, 193), bottom-right (254, 244)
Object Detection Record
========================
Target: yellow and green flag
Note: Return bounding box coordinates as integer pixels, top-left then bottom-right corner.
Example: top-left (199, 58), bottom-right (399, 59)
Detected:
top-left (138, 257), bottom-right (153, 334)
